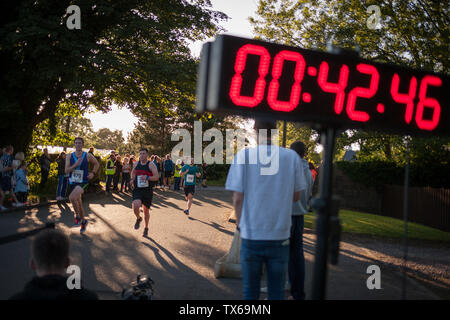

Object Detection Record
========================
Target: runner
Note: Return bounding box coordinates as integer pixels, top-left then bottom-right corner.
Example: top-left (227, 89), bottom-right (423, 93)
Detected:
top-left (130, 148), bottom-right (159, 237)
top-left (180, 158), bottom-right (201, 216)
top-left (163, 154), bottom-right (174, 190)
top-left (65, 137), bottom-right (100, 234)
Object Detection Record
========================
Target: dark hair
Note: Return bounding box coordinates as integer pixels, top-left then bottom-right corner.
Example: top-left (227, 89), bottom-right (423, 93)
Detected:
top-left (31, 229), bottom-right (70, 271)
top-left (254, 119), bottom-right (277, 131)
top-left (56, 152), bottom-right (66, 160)
top-left (254, 119), bottom-right (277, 141)
top-left (290, 141), bottom-right (307, 158)
top-left (74, 137), bottom-right (84, 144)
top-left (139, 148), bottom-right (149, 153)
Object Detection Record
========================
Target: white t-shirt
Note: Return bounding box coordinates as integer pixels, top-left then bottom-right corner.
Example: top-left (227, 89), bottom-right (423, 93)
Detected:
top-left (226, 145), bottom-right (307, 240)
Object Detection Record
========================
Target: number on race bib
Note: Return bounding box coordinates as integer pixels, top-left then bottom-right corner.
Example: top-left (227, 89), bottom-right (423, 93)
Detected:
top-left (186, 174), bottom-right (194, 183)
top-left (137, 175), bottom-right (149, 188)
top-left (71, 170), bottom-right (83, 183)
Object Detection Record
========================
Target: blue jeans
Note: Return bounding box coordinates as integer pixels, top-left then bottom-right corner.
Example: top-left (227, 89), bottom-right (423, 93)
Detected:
top-left (106, 175), bottom-right (114, 192)
top-left (288, 215), bottom-right (305, 300)
top-left (240, 238), bottom-right (289, 300)
top-left (56, 174), bottom-right (68, 198)
top-left (174, 177), bottom-right (180, 190)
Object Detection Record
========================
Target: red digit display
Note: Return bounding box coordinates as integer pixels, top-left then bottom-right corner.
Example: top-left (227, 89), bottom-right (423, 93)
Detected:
top-left (390, 74), bottom-right (417, 124)
top-left (317, 61), bottom-right (349, 115)
top-left (267, 50), bottom-right (306, 112)
top-left (346, 64), bottom-right (379, 122)
top-left (415, 75), bottom-right (442, 131)
top-left (201, 35), bottom-right (449, 136)
top-left (229, 44), bottom-right (271, 107)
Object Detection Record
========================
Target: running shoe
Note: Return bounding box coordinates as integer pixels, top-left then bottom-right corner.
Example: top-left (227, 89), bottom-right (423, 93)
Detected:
top-left (0, 205), bottom-right (7, 211)
top-left (80, 220), bottom-right (88, 233)
top-left (74, 216), bottom-right (81, 226)
top-left (134, 217), bottom-right (142, 230)
top-left (184, 209), bottom-right (189, 216)
top-left (143, 228), bottom-right (148, 237)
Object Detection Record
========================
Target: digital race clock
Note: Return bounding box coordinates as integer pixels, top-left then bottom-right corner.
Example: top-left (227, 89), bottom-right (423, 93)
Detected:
top-left (196, 35), bottom-right (449, 136)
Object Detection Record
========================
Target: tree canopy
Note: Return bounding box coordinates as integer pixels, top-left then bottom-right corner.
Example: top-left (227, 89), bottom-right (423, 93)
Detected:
top-left (0, 0), bottom-right (227, 152)
top-left (250, 0), bottom-right (449, 168)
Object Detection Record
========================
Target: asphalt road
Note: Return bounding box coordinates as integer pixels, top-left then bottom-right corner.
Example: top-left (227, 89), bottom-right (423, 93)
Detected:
top-left (0, 187), bottom-right (442, 300)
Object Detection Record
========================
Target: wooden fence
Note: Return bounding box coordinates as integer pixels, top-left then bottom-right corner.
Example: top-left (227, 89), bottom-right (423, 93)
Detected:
top-left (381, 185), bottom-right (450, 232)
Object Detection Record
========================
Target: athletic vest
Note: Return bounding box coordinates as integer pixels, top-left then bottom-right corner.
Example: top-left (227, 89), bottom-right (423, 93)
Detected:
top-left (69, 152), bottom-right (89, 184)
top-left (134, 161), bottom-right (153, 189)
top-left (174, 164), bottom-right (182, 178)
top-left (105, 159), bottom-right (115, 175)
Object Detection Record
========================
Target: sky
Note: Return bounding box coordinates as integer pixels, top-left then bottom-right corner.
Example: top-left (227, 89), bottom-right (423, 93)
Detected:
top-left (85, 0), bottom-right (259, 142)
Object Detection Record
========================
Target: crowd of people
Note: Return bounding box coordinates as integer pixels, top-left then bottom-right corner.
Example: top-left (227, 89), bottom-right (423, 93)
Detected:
top-left (0, 144), bottom-right (209, 212)
top-left (5, 121), bottom-right (318, 300)
top-left (0, 145), bottom-right (29, 210)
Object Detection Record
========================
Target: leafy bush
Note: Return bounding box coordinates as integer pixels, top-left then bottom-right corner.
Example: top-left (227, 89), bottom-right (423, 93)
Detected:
top-left (204, 163), bottom-right (231, 181)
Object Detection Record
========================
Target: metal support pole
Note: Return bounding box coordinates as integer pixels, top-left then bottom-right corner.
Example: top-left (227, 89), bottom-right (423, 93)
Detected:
top-left (282, 120), bottom-right (287, 147)
top-left (402, 138), bottom-right (410, 300)
top-left (311, 127), bottom-right (337, 300)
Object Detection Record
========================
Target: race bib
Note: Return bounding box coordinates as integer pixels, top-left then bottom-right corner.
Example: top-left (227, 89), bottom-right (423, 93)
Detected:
top-left (137, 175), bottom-right (149, 188)
top-left (71, 170), bottom-right (83, 183)
top-left (186, 174), bottom-right (194, 183)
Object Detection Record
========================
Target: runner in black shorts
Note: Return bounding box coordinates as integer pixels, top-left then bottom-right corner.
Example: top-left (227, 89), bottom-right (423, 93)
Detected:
top-left (180, 158), bottom-right (201, 216)
top-left (130, 148), bottom-right (159, 237)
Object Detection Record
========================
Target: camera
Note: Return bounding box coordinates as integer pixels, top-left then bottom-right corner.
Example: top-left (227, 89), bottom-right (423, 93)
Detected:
top-left (121, 274), bottom-right (154, 300)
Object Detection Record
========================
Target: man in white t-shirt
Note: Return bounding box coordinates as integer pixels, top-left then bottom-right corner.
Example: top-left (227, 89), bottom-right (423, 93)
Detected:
top-left (225, 120), bottom-right (306, 300)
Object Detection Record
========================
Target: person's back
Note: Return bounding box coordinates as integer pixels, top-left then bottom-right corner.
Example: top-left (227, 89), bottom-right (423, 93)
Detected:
top-left (14, 168), bottom-right (28, 193)
top-left (226, 144), bottom-right (305, 240)
top-left (9, 229), bottom-right (98, 300)
top-left (9, 274), bottom-right (97, 300)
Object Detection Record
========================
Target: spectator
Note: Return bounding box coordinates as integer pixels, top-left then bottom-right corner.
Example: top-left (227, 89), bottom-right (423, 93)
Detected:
top-left (180, 159), bottom-right (185, 189)
top-left (1, 145), bottom-right (21, 209)
top-left (288, 141), bottom-right (314, 300)
top-left (56, 152), bottom-right (68, 201)
top-left (88, 147), bottom-right (94, 155)
top-left (163, 154), bottom-right (174, 190)
top-left (39, 148), bottom-right (52, 190)
top-left (9, 229), bottom-right (98, 300)
top-left (173, 159), bottom-right (182, 191)
top-left (121, 157), bottom-right (131, 193)
top-left (15, 162), bottom-right (30, 204)
top-left (225, 120), bottom-right (306, 300)
top-left (158, 156), bottom-right (164, 188)
top-left (152, 156), bottom-right (160, 188)
top-left (113, 155), bottom-right (122, 191)
top-left (309, 162), bottom-right (318, 182)
top-left (105, 153), bottom-right (116, 194)
top-left (201, 162), bottom-right (208, 188)
top-left (12, 152), bottom-right (24, 189)
top-left (129, 155), bottom-right (136, 167)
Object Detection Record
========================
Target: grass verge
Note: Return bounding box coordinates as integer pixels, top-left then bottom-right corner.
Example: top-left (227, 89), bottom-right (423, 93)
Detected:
top-left (304, 209), bottom-right (450, 242)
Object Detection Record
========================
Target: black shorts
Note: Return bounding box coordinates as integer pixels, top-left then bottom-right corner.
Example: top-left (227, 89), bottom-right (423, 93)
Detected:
top-left (68, 183), bottom-right (88, 195)
top-left (133, 187), bottom-right (153, 207)
top-left (1, 176), bottom-right (12, 191)
top-left (184, 185), bottom-right (195, 197)
top-left (164, 171), bottom-right (172, 178)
